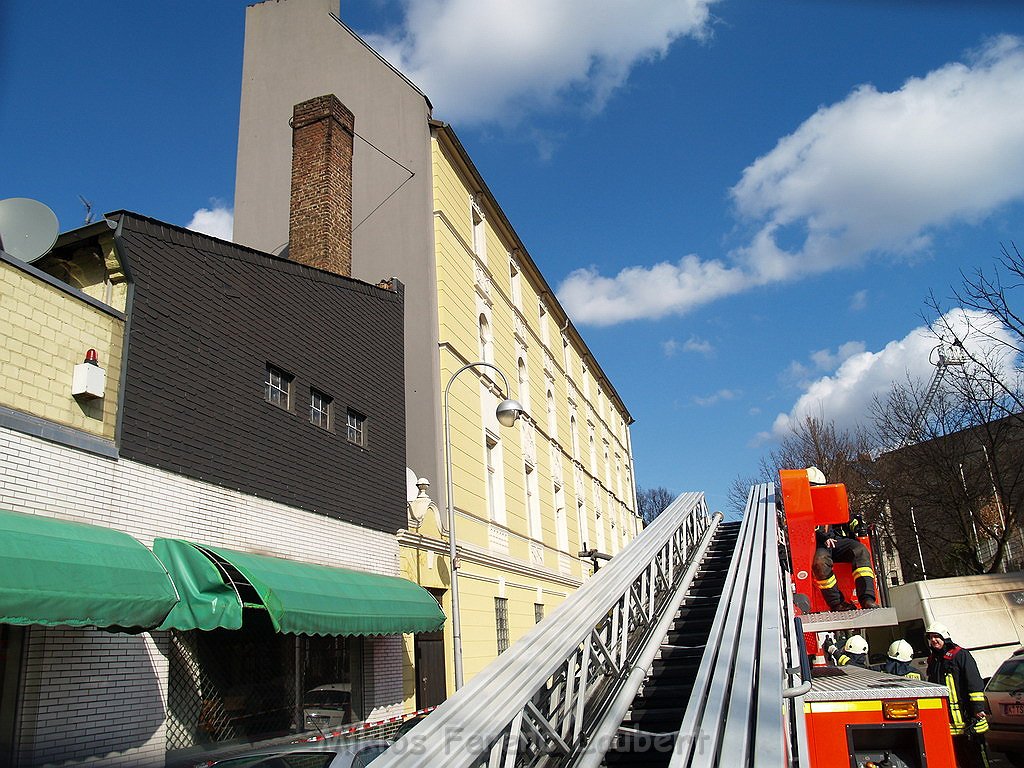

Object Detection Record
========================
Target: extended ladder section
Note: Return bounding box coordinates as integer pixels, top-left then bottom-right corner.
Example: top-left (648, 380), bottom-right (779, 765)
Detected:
top-left (663, 482), bottom-right (810, 767)
top-left (374, 493), bottom-right (717, 768)
top-left (604, 520), bottom-right (741, 766)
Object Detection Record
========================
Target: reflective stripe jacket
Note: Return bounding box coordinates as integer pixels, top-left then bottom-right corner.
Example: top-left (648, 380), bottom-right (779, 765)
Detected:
top-left (883, 658), bottom-right (921, 679)
top-left (926, 642), bottom-right (987, 735)
top-left (838, 652), bottom-right (868, 668)
top-left (814, 515), bottom-right (865, 546)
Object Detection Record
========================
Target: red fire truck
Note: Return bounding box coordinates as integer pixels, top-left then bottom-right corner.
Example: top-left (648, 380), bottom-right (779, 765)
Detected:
top-left (780, 468), bottom-right (958, 768)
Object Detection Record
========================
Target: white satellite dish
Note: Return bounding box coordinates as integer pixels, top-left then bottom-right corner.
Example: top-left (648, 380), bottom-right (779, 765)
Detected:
top-left (0, 198), bottom-right (60, 263)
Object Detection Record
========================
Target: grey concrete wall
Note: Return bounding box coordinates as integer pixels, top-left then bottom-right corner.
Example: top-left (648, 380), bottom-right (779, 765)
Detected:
top-left (234, 0), bottom-right (444, 496)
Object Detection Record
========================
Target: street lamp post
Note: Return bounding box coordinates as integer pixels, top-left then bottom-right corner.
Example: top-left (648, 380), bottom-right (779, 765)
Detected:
top-left (444, 361), bottom-right (525, 690)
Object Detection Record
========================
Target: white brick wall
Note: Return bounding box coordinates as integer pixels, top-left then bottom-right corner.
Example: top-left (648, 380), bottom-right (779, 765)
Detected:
top-left (17, 630), bottom-right (169, 768)
top-left (0, 427), bottom-right (406, 766)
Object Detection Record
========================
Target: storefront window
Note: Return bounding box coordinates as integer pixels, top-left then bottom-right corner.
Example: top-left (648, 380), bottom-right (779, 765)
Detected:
top-left (166, 610), bottom-right (364, 757)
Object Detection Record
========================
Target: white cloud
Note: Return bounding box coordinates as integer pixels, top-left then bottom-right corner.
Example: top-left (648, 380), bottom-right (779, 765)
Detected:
top-left (850, 289), bottom-right (868, 311)
top-left (558, 36), bottom-right (1024, 326)
top-left (684, 335), bottom-right (714, 355)
top-left (186, 205), bottom-right (233, 241)
top-left (558, 254), bottom-right (750, 326)
top-left (810, 341), bottom-right (867, 373)
top-left (364, 0), bottom-right (717, 125)
top-left (693, 388), bottom-right (738, 407)
top-left (770, 308), bottom-right (1016, 439)
top-left (665, 335), bottom-right (714, 356)
top-left (732, 35), bottom-right (1024, 280)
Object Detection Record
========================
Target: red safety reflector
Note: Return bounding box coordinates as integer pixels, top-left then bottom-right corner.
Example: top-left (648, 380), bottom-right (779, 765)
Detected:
top-left (882, 700), bottom-right (919, 720)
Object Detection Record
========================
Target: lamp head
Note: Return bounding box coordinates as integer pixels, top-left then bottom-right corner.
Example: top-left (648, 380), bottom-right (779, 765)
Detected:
top-left (496, 398), bottom-right (525, 428)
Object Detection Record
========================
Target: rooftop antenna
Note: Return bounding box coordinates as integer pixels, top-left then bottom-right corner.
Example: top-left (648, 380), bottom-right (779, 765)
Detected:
top-left (0, 197), bottom-right (59, 264)
top-left (78, 195), bottom-right (94, 225)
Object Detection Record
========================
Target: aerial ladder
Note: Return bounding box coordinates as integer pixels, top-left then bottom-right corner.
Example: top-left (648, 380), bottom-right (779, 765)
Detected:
top-left (371, 474), bottom-right (958, 768)
top-left (905, 339), bottom-right (966, 447)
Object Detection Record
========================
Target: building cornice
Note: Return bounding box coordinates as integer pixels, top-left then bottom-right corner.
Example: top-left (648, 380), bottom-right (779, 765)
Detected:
top-left (398, 529), bottom-right (584, 589)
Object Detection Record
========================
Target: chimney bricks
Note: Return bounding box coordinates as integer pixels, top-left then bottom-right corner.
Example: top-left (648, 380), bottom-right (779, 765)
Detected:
top-left (288, 94), bottom-right (354, 277)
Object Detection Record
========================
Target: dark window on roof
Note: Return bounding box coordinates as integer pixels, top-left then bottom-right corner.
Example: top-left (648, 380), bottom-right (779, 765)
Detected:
top-left (310, 389), bottom-right (332, 431)
top-left (265, 365), bottom-right (293, 410)
top-left (346, 409), bottom-right (366, 447)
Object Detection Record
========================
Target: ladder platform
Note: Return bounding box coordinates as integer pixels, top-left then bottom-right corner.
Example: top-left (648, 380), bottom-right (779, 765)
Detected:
top-left (799, 607), bottom-right (897, 632)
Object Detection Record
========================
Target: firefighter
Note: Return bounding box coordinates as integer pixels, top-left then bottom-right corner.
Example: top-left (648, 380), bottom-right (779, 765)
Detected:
top-left (925, 622), bottom-right (990, 768)
top-left (807, 466), bottom-right (878, 611)
top-left (825, 634), bottom-right (870, 668)
top-left (883, 639), bottom-right (921, 679)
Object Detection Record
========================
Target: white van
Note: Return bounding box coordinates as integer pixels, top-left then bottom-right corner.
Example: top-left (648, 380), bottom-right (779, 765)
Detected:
top-left (866, 572), bottom-right (1024, 677)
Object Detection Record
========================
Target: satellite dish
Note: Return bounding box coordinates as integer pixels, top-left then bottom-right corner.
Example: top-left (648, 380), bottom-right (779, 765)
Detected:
top-left (0, 198), bottom-right (60, 263)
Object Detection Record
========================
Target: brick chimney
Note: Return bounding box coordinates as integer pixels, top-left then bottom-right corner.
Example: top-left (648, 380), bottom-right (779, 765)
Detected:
top-left (288, 94), bottom-right (354, 277)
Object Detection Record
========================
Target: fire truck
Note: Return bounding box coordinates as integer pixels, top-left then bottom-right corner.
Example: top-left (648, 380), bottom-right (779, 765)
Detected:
top-left (780, 468), bottom-right (958, 768)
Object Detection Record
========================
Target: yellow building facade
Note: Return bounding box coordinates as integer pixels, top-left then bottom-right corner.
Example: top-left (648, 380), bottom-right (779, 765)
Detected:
top-left (398, 126), bottom-right (641, 700)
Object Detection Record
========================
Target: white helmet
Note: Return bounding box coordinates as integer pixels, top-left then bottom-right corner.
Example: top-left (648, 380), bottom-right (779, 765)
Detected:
top-left (806, 466), bottom-right (827, 485)
top-left (925, 622), bottom-right (952, 641)
top-left (844, 634), bottom-right (869, 655)
top-left (888, 639), bottom-right (914, 663)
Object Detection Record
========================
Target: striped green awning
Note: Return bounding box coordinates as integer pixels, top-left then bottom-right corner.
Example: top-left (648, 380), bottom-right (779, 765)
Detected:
top-left (0, 509), bottom-right (178, 629)
top-left (154, 539), bottom-right (445, 636)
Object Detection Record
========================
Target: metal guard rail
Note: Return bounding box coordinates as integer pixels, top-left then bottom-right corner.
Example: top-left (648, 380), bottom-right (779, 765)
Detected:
top-left (668, 483), bottom-right (808, 767)
top-left (374, 492), bottom-right (717, 768)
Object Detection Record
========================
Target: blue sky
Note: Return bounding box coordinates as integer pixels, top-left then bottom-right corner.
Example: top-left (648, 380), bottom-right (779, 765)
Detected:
top-left (3, 1), bottom-right (1024, 513)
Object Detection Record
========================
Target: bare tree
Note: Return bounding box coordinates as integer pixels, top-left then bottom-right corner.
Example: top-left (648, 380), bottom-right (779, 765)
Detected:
top-left (636, 485), bottom-right (675, 525)
top-left (726, 474), bottom-right (759, 518)
top-left (925, 242), bottom-right (1024, 418)
top-left (872, 362), bottom-right (1024, 577)
top-left (872, 244), bottom-right (1024, 576)
top-left (760, 415), bottom-right (875, 495)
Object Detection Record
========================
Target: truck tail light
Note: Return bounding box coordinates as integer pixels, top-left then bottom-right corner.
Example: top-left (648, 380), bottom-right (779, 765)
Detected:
top-left (882, 700), bottom-right (919, 720)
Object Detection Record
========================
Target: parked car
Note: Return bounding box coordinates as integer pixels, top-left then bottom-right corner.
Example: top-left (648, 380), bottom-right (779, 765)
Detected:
top-left (303, 684), bottom-right (353, 732)
top-left (207, 737), bottom-right (390, 768)
top-left (390, 713), bottom-right (428, 744)
top-left (984, 647), bottom-right (1024, 765)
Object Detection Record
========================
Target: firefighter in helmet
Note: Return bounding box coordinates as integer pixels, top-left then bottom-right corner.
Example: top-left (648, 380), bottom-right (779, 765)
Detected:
top-left (883, 639), bottom-right (921, 679)
top-left (825, 634), bottom-right (870, 668)
top-left (807, 466), bottom-right (878, 611)
top-left (925, 622), bottom-right (990, 768)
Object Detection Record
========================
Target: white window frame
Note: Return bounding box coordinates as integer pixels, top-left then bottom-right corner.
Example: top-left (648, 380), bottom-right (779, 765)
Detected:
top-left (518, 356), bottom-right (530, 412)
top-left (554, 482), bottom-right (568, 552)
top-left (472, 199), bottom-right (487, 263)
top-left (310, 388), bottom-right (332, 430)
top-left (265, 365), bottom-right (292, 410)
top-left (510, 256), bottom-right (522, 308)
top-left (485, 432), bottom-right (507, 525)
top-left (526, 462), bottom-right (542, 541)
top-left (346, 409), bottom-right (366, 446)
top-left (479, 313), bottom-right (494, 364)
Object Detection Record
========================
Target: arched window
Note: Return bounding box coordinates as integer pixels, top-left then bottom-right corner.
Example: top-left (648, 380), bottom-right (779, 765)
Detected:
top-left (518, 356), bottom-right (530, 410)
top-left (479, 313), bottom-right (493, 364)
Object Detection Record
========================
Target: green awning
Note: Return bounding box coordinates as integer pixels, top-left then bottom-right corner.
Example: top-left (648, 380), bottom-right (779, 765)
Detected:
top-left (0, 509), bottom-right (179, 629)
top-left (154, 539), bottom-right (445, 636)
